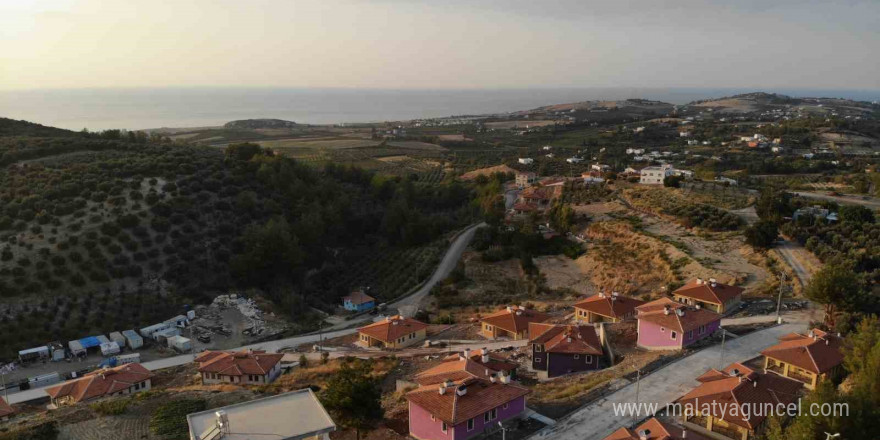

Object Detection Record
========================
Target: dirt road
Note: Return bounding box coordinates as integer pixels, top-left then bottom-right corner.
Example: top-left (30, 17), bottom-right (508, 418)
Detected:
top-left (776, 239), bottom-right (813, 285)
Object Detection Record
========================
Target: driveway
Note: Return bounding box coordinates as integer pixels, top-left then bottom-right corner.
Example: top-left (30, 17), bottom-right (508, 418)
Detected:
top-left (530, 322), bottom-right (808, 440)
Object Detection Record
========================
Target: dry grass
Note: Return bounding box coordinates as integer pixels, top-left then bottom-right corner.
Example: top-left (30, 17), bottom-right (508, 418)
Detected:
top-left (459, 164), bottom-right (517, 180)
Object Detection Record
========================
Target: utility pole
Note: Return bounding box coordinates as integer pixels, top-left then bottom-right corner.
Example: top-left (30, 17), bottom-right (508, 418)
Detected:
top-left (1, 371), bottom-right (7, 402)
top-left (497, 422), bottom-right (507, 440)
top-left (775, 272), bottom-right (787, 323)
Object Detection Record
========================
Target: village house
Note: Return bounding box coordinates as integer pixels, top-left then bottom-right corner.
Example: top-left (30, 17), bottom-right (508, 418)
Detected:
top-left (672, 278), bottom-right (744, 314)
top-left (639, 164), bottom-right (675, 185)
top-left (186, 388), bottom-right (336, 440)
top-left (342, 290), bottom-right (376, 313)
top-left (517, 158), bottom-right (534, 165)
top-left (515, 185), bottom-right (563, 213)
top-left (760, 329), bottom-right (844, 390)
top-left (566, 157), bottom-right (584, 164)
top-left (591, 163), bottom-right (610, 172)
top-left (196, 350), bottom-right (284, 385)
top-left (529, 323), bottom-right (604, 379)
top-left (603, 417), bottom-right (713, 440)
top-left (515, 171), bottom-right (537, 188)
top-left (414, 348), bottom-right (519, 385)
top-left (480, 305), bottom-right (550, 340)
top-left (45, 363), bottom-right (154, 407)
top-left (636, 298), bottom-right (721, 350)
top-left (357, 315), bottom-right (428, 348)
top-left (573, 291), bottom-right (644, 323)
top-left (676, 363), bottom-right (803, 440)
top-left (0, 396), bottom-right (13, 421)
top-left (405, 374), bottom-right (529, 440)
top-left (715, 176), bottom-right (738, 186)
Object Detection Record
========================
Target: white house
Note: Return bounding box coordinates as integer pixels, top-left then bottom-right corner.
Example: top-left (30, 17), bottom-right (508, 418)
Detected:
top-left (542, 145), bottom-right (553, 151)
top-left (566, 157), bottom-right (584, 164)
top-left (518, 158), bottom-right (534, 165)
top-left (640, 165), bottom-right (675, 185)
top-left (591, 164), bottom-right (610, 172)
top-left (715, 177), bottom-right (738, 186)
top-left (626, 148), bottom-right (645, 155)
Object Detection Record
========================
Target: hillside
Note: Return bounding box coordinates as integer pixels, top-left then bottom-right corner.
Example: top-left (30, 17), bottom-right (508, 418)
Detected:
top-left (0, 122), bottom-right (478, 360)
top-left (0, 117), bottom-right (78, 137)
top-left (688, 92), bottom-right (876, 115)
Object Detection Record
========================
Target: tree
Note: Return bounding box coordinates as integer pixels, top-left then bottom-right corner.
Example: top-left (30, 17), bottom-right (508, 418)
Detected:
top-left (755, 187), bottom-right (792, 222)
top-left (805, 264), bottom-right (860, 327)
top-left (321, 359), bottom-right (384, 440)
top-left (299, 353), bottom-right (309, 368)
top-left (744, 220), bottom-right (778, 249)
top-left (224, 142), bottom-right (264, 162)
top-left (231, 216), bottom-right (303, 287)
top-left (838, 205), bottom-right (875, 224)
top-left (663, 175), bottom-right (683, 188)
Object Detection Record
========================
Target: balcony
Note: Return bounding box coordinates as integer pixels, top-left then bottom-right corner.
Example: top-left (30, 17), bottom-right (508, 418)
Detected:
top-left (766, 362), bottom-right (785, 375)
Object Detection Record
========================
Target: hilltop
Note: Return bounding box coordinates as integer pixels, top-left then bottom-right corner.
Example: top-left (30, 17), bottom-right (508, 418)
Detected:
top-left (223, 118), bottom-right (299, 130)
top-left (688, 92), bottom-right (876, 115)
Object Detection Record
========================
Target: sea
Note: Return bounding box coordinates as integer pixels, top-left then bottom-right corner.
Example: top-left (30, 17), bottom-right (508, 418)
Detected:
top-left (1, 87), bottom-right (878, 132)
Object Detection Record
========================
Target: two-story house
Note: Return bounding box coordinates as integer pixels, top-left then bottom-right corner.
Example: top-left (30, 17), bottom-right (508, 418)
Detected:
top-left (760, 329), bottom-right (844, 390)
top-left (676, 363), bottom-right (803, 440)
top-left (196, 350), bottom-right (284, 385)
top-left (636, 298), bottom-right (720, 350)
top-left (406, 375), bottom-right (529, 440)
top-left (529, 323), bottom-right (604, 379)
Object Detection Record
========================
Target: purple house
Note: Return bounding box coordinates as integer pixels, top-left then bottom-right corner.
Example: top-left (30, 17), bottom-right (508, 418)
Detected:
top-left (406, 375), bottom-right (529, 440)
top-left (636, 297), bottom-right (720, 350)
top-left (529, 323), bottom-right (604, 379)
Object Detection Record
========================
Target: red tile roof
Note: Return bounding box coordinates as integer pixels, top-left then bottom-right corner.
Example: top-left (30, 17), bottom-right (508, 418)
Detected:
top-left (603, 417), bottom-right (714, 440)
top-left (480, 306), bottom-right (550, 334)
top-left (406, 378), bottom-right (529, 425)
top-left (195, 350), bottom-right (284, 377)
top-left (343, 290), bottom-right (375, 305)
top-left (529, 323), bottom-right (603, 356)
top-left (636, 297), bottom-right (720, 333)
top-left (438, 349), bottom-right (518, 376)
top-left (415, 357), bottom-right (495, 386)
top-left (676, 363), bottom-right (803, 430)
top-left (0, 396), bottom-right (13, 418)
top-left (760, 329), bottom-right (844, 374)
top-left (45, 363), bottom-right (153, 404)
top-left (573, 293), bottom-right (645, 320)
top-left (673, 279), bottom-right (743, 306)
top-left (357, 315), bottom-right (428, 343)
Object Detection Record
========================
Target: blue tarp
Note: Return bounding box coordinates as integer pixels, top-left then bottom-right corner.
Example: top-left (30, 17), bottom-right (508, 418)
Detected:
top-left (78, 336), bottom-right (101, 349)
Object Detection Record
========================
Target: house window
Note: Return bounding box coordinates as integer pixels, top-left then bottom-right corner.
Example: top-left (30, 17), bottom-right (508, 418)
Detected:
top-left (134, 383), bottom-right (140, 390)
top-left (431, 415), bottom-right (435, 421)
top-left (698, 325), bottom-right (705, 335)
top-left (503, 403), bottom-right (509, 410)
top-left (671, 331), bottom-right (677, 340)
top-left (534, 345), bottom-right (542, 352)
top-left (586, 355), bottom-right (592, 364)
top-left (687, 330), bottom-right (693, 339)
top-left (484, 412), bottom-right (490, 423)
top-left (491, 408), bottom-right (497, 420)
top-left (535, 358), bottom-right (542, 363)
top-left (467, 418), bottom-right (475, 431)
top-left (441, 422), bottom-right (447, 433)
top-left (660, 327), bottom-right (665, 332)
top-left (574, 354), bottom-right (580, 359)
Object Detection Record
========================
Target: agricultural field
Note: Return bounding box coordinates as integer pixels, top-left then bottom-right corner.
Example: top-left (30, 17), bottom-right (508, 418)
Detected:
top-left (622, 186), bottom-right (745, 231)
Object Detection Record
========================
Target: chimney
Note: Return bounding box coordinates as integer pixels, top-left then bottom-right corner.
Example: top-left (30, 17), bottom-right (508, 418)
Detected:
top-left (695, 304), bottom-right (701, 310)
top-left (439, 385), bottom-right (446, 395)
top-left (463, 348), bottom-right (471, 359)
top-left (506, 306), bottom-right (513, 312)
top-left (825, 339), bottom-right (829, 345)
top-left (456, 384), bottom-right (467, 397)
top-left (444, 379), bottom-right (454, 388)
top-left (490, 374), bottom-right (497, 383)
top-left (638, 430), bottom-right (649, 440)
top-left (567, 337), bottom-right (572, 343)
top-left (682, 429), bottom-right (687, 438)
top-left (612, 291), bottom-right (619, 297)
top-left (753, 380), bottom-right (758, 388)
top-left (481, 348), bottom-right (490, 364)
top-left (664, 306), bottom-right (670, 315)
top-left (676, 308), bottom-right (684, 317)
top-left (516, 310), bottom-right (522, 316)
top-left (696, 278), bottom-right (703, 285)
top-left (499, 373), bottom-right (510, 384)
top-left (598, 290), bottom-right (605, 298)
top-left (386, 316), bottom-right (392, 322)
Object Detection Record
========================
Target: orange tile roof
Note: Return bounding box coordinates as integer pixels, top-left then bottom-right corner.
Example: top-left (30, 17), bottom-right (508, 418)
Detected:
top-left (438, 349), bottom-right (518, 375)
top-left (760, 329), bottom-right (844, 374)
top-left (343, 290), bottom-right (375, 305)
top-left (415, 357), bottom-right (495, 386)
top-left (573, 293), bottom-right (645, 320)
top-left (636, 297), bottom-right (720, 333)
top-left (529, 323), bottom-right (603, 355)
top-left (45, 363), bottom-right (153, 404)
top-left (406, 378), bottom-right (529, 425)
top-left (0, 396), bottom-right (13, 418)
top-left (673, 279), bottom-right (743, 306)
top-left (676, 363), bottom-right (803, 430)
top-left (196, 350), bottom-right (284, 376)
top-left (480, 306), bottom-right (550, 334)
top-left (357, 315), bottom-right (428, 343)
top-left (603, 417), bottom-right (714, 440)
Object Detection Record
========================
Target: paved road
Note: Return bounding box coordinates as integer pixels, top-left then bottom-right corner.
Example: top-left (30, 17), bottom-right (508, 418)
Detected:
top-left (8, 223), bottom-right (485, 405)
top-left (393, 223), bottom-right (484, 318)
top-left (776, 239), bottom-right (813, 285)
top-left (792, 191), bottom-right (880, 209)
top-left (530, 322), bottom-right (808, 440)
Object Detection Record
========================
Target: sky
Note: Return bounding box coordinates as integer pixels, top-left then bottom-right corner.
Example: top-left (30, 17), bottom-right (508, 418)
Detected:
top-left (1, 0), bottom-right (879, 91)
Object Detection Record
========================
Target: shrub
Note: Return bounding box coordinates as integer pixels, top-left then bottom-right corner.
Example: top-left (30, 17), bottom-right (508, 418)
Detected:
top-left (150, 399), bottom-right (206, 438)
top-left (89, 398), bottom-right (130, 415)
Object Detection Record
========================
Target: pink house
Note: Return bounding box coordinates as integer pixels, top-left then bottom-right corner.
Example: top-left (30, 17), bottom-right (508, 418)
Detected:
top-left (406, 375), bottom-right (529, 440)
top-left (636, 297), bottom-right (720, 350)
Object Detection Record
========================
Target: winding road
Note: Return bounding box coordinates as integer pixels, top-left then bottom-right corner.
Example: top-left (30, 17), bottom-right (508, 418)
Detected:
top-left (7, 222), bottom-right (485, 405)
